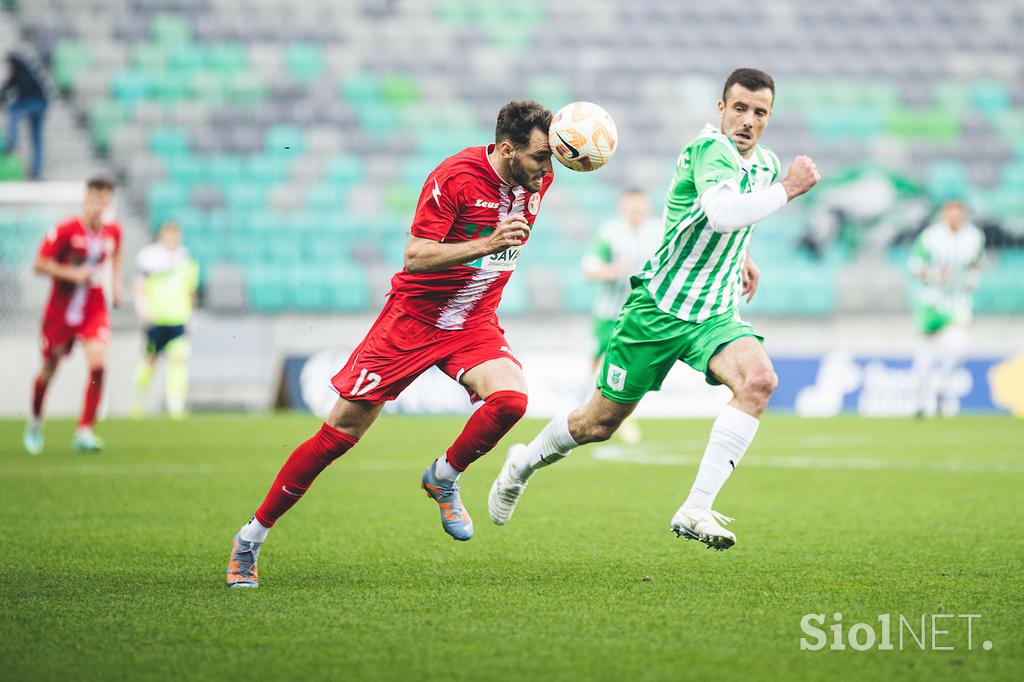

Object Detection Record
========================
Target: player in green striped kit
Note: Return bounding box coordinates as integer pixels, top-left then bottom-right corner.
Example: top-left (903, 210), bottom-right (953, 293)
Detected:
top-left (132, 221), bottom-right (199, 420)
top-left (489, 69), bottom-right (821, 550)
top-left (582, 188), bottom-right (664, 444)
top-left (907, 200), bottom-right (985, 417)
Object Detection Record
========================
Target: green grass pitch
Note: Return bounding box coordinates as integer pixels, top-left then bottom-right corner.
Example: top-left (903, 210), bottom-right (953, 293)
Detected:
top-left (1, 414), bottom-right (1021, 681)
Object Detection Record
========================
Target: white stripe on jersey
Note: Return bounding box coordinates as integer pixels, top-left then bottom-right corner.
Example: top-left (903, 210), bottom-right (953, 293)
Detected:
top-left (434, 183), bottom-right (527, 330)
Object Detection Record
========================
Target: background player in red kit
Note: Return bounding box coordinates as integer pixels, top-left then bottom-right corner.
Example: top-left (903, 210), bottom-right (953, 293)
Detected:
top-left (227, 100), bottom-right (555, 588)
top-left (23, 176), bottom-right (122, 454)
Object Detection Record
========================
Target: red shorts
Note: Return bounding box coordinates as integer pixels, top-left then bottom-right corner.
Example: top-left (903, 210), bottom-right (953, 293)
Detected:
top-left (40, 298), bottom-right (110, 361)
top-left (331, 299), bottom-right (520, 404)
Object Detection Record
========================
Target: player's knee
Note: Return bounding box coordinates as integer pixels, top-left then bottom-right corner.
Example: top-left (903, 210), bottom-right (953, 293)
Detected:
top-left (741, 370), bottom-right (777, 406)
top-left (487, 390), bottom-right (528, 427)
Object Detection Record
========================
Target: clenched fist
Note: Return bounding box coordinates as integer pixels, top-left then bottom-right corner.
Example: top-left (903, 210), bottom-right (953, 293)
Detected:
top-left (781, 156), bottom-right (821, 200)
top-left (484, 214), bottom-right (530, 254)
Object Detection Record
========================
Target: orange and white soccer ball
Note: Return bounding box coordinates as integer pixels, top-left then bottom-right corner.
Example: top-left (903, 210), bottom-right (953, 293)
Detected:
top-left (548, 101), bottom-right (617, 172)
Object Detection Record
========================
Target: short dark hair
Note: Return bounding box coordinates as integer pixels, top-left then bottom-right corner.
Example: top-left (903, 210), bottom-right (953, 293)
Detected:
top-left (86, 175), bottom-right (115, 192)
top-left (495, 99), bottom-right (553, 149)
top-left (722, 68), bottom-right (775, 104)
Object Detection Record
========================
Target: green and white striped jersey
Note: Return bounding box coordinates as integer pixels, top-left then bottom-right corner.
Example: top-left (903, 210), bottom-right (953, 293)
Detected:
top-left (582, 216), bottom-right (664, 320)
top-left (907, 221), bottom-right (985, 323)
top-left (636, 124), bottom-right (780, 323)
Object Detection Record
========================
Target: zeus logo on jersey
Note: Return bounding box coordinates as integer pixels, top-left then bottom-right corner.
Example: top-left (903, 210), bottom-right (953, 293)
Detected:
top-left (474, 199), bottom-right (500, 209)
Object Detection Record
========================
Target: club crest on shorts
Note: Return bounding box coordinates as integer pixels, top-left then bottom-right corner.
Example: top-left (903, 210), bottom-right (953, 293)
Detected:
top-left (607, 363), bottom-right (627, 391)
top-left (528, 193), bottom-right (540, 215)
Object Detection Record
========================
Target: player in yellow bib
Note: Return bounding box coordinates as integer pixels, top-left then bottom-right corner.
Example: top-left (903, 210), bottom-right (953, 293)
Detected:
top-left (132, 221), bottom-right (199, 419)
top-left (489, 69), bottom-right (822, 550)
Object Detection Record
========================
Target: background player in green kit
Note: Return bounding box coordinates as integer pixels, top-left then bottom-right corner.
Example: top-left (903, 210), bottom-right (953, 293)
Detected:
top-left (489, 68), bottom-right (821, 550)
top-left (907, 200), bottom-right (986, 418)
top-left (132, 221), bottom-right (199, 419)
top-left (582, 188), bottom-right (664, 444)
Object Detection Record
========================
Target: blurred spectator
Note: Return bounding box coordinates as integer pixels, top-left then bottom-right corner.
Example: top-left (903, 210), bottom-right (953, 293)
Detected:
top-left (1, 51), bottom-right (48, 180)
top-left (907, 200), bottom-right (985, 418)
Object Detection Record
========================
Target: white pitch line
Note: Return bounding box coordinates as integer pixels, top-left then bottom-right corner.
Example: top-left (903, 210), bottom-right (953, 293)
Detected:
top-left (591, 445), bottom-right (1024, 473)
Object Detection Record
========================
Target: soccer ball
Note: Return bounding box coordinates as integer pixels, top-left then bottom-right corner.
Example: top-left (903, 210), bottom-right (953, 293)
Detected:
top-left (548, 101), bottom-right (618, 172)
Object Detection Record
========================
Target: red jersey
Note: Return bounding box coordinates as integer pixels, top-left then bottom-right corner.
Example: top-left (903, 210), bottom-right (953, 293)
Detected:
top-left (38, 217), bottom-right (122, 327)
top-left (388, 145), bottom-right (554, 330)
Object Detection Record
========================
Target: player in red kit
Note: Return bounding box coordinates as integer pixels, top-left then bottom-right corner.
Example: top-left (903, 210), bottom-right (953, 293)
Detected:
top-left (227, 100), bottom-right (555, 588)
top-left (23, 176), bottom-right (122, 455)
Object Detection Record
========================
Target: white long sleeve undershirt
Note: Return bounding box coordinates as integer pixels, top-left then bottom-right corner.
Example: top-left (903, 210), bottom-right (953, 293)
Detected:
top-left (698, 180), bottom-right (789, 234)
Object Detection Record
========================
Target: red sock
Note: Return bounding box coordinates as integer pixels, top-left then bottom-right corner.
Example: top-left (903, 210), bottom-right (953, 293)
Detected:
top-left (254, 423), bottom-right (358, 527)
top-left (79, 368), bottom-right (104, 427)
top-left (32, 376), bottom-right (48, 419)
top-left (446, 390), bottom-right (528, 472)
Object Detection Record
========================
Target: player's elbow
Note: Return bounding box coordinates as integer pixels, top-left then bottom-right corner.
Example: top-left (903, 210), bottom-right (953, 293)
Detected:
top-left (403, 247), bottom-right (426, 274)
top-left (32, 258), bottom-right (49, 275)
top-left (705, 213), bottom-right (745, 234)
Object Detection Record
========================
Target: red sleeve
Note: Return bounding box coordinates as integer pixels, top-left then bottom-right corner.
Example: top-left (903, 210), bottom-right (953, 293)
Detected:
top-left (38, 222), bottom-right (71, 260)
top-left (410, 171), bottom-right (463, 241)
top-left (109, 223), bottom-right (123, 254)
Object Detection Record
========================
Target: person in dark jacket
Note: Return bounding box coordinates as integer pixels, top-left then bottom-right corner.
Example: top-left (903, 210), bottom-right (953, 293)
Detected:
top-left (1, 52), bottom-right (48, 180)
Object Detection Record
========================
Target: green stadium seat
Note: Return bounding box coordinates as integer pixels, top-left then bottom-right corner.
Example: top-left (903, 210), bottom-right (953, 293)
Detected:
top-left (243, 155), bottom-right (289, 185)
top-left (322, 267), bottom-right (371, 311)
top-left (149, 126), bottom-right (190, 155)
top-left (227, 72), bottom-right (265, 104)
top-left (325, 155), bottom-right (366, 187)
top-left (340, 73), bottom-right (379, 105)
top-left (169, 44), bottom-right (206, 73)
top-left (165, 155), bottom-right (205, 185)
top-left (132, 43), bottom-right (170, 73)
top-left (560, 270), bottom-right (596, 314)
top-left (147, 182), bottom-right (190, 218)
top-left (207, 43), bottom-right (248, 74)
top-left (88, 100), bottom-right (130, 150)
top-left (224, 182), bottom-right (269, 210)
top-left (379, 73), bottom-right (419, 107)
top-left (970, 80), bottom-right (1011, 118)
top-left (285, 43), bottom-right (324, 82)
top-left (528, 74), bottom-right (572, 109)
top-left (306, 183), bottom-right (346, 210)
top-left (354, 102), bottom-right (401, 138)
top-left (151, 70), bottom-right (192, 102)
top-left (53, 41), bottom-right (91, 91)
top-left (0, 153), bottom-right (25, 181)
top-left (111, 70), bottom-right (151, 106)
top-left (151, 13), bottom-right (192, 46)
top-left (265, 125), bottom-right (305, 155)
top-left (926, 161), bottom-right (970, 202)
top-left (206, 154), bottom-right (244, 185)
top-left (496, 272), bottom-right (529, 316)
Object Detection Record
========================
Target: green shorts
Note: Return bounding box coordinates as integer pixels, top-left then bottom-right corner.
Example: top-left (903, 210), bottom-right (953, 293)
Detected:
top-left (592, 317), bottom-right (616, 360)
top-left (597, 287), bottom-right (764, 404)
top-left (915, 304), bottom-right (953, 335)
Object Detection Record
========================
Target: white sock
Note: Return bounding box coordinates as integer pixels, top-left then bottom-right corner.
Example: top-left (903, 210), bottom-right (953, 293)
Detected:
top-left (432, 455), bottom-right (460, 483)
top-left (239, 516), bottom-right (270, 543)
top-left (683, 405), bottom-right (760, 510)
top-left (514, 411), bottom-right (578, 480)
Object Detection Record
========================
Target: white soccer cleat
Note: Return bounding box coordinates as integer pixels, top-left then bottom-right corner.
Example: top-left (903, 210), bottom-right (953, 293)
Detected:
top-left (670, 508), bottom-right (736, 551)
top-left (488, 444), bottom-right (531, 526)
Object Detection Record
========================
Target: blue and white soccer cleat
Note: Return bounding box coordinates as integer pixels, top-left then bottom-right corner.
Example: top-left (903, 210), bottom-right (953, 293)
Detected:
top-left (23, 419), bottom-right (43, 455)
top-left (670, 508), bottom-right (736, 551)
top-left (226, 533), bottom-right (261, 588)
top-left (71, 428), bottom-right (104, 453)
top-left (421, 462), bottom-right (474, 541)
